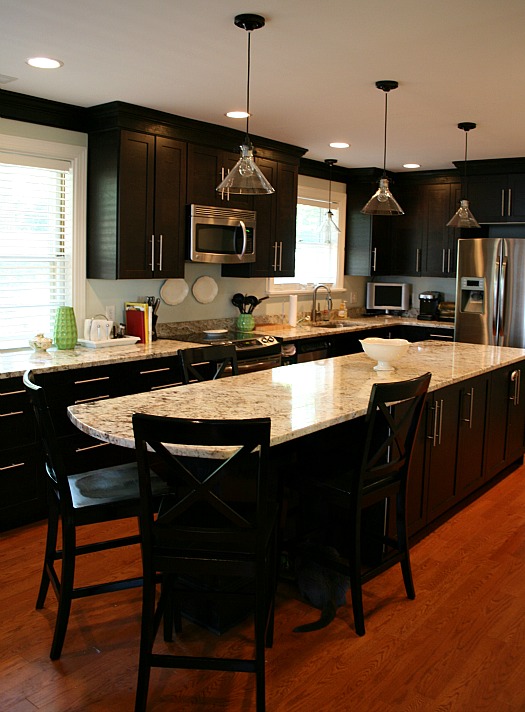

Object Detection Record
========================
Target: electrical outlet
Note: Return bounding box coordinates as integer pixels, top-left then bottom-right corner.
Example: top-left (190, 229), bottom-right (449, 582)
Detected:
top-left (105, 305), bottom-right (116, 321)
top-left (349, 291), bottom-right (358, 304)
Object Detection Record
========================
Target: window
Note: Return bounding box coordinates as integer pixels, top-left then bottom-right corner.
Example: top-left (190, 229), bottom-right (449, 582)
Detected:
top-left (267, 174), bottom-right (346, 295)
top-left (0, 134), bottom-right (86, 350)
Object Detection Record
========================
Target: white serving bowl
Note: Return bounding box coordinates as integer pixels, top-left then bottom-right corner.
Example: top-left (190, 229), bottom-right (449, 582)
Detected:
top-left (359, 337), bottom-right (410, 371)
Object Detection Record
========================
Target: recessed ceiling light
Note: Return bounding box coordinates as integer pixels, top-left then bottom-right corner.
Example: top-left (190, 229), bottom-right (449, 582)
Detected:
top-left (26, 57), bottom-right (64, 69)
top-left (329, 142), bottom-right (350, 149)
top-left (226, 111), bottom-right (250, 119)
top-left (403, 163), bottom-right (421, 169)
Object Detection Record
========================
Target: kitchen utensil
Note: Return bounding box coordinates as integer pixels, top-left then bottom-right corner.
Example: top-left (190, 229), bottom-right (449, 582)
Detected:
top-left (247, 295), bottom-right (270, 313)
top-left (232, 293), bottom-right (245, 313)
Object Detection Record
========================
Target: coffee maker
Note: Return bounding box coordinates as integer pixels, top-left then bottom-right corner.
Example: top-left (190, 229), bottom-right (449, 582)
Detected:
top-left (418, 291), bottom-right (443, 321)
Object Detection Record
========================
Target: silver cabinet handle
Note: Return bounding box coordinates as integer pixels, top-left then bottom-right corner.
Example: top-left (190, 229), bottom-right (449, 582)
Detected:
top-left (462, 387), bottom-right (474, 429)
top-left (0, 462), bottom-right (24, 472)
top-left (372, 247), bottom-right (377, 272)
top-left (428, 400), bottom-right (440, 447)
top-left (0, 410), bottom-right (24, 418)
top-left (158, 234), bottom-right (163, 271)
top-left (447, 248), bottom-right (452, 273)
top-left (416, 248), bottom-right (421, 273)
top-left (74, 376), bottom-right (110, 385)
top-left (272, 242), bottom-right (278, 271)
top-left (279, 241), bottom-right (283, 271)
top-left (150, 234), bottom-right (155, 270)
top-left (0, 390), bottom-right (24, 397)
top-left (501, 189), bottom-right (505, 217)
top-left (438, 398), bottom-right (443, 445)
top-left (508, 188), bottom-right (512, 216)
top-left (442, 248), bottom-right (446, 274)
top-left (510, 369), bottom-right (520, 406)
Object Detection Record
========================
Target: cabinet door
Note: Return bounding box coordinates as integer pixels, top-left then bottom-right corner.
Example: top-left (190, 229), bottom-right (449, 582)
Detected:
top-left (467, 175), bottom-right (507, 223)
top-left (456, 374), bottom-right (489, 497)
top-left (186, 143), bottom-right (253, 210)
top-left (390, 184), bottom-right (422, 276)
top-left (484, 362), bottom-right (525, 479)
top-left (345, 182), bottom-right (392, 276)
top-left (425, 384), bottom-right (460, 522)
top-left (507, 174), bottom-right (525, 221)
top-left (117, 131), bottom-right (156, 279)
top-left (424, 183), bottom-right (455, 277)
top-left (274, 161), bottom-right (298, 276)
top-left (153, 137), bottom-right (186, 278)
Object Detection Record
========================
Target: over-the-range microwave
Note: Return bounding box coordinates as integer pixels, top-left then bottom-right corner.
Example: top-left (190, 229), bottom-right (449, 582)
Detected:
top-left (188, 204), bottom-right (256, 264)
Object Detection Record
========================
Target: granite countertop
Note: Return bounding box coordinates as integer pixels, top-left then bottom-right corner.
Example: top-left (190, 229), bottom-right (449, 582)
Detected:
top-left (253, 315), bottom-right (454, 342)
top-left (0, 316), bottom-right (452, 379)
top-left (68, 341), bottom-right (524, 453)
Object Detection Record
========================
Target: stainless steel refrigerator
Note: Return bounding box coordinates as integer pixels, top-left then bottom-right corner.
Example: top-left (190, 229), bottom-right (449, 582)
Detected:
top-left (455, 237), bottom-right (525, 347)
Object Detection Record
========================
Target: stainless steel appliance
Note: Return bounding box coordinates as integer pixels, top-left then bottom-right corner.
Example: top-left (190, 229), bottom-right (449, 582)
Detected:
top-left (418, 291), bottom-right (442, 321)
top-left (188, 204), bottom-right (256, 264)
top-left (166, 330), bottom-right (281, 373)
top-left (455, 237), bottom-right (525, 347)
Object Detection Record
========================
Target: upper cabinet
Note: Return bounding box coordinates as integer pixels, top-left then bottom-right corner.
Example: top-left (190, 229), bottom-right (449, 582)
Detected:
top-left (390, 174), bottom-right (460, 277)
top-left (221, 156), bottom-right (299, 278)
top-left (454, 158), bottom-right (525, 223)
top-left (86, 102), bottom-right (306, 279)
top-left (88, 129), bottom-right (187, 279)
top-left (344, 178), bottom-right (392, 276)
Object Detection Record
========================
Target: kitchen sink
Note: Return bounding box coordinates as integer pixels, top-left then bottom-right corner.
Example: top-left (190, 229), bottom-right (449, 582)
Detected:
top-left (312, 321), bottom-right (359, 328)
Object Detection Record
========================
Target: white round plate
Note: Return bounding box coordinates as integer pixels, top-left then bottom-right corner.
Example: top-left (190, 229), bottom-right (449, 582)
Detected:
top-left (203, 329), bottom-right (228, 336)
top-left (160, 279), bottom-right (189, 306)
top-left (192, 276), bottom-right (218, 304)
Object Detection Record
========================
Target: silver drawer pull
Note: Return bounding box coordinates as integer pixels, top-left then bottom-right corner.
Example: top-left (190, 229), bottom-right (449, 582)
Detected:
top-left (151, 382), bottom-right (181, 390)
top-left (0, 462), bottom-right (24, 471)
top-left (75, 442), bottom-right (109, 453)
top-left (0, 389), bottom-right (24, 397)
top-left (462, 388), bottom-right (474, 429)
top-left (139, 367), bottom-right (170, 375)
top-left (73, 395), bottom-right (110, 404)
top-left (74, 376), bottom-right (110, 385)
top-left (0, 410), bottom-right (24, 418)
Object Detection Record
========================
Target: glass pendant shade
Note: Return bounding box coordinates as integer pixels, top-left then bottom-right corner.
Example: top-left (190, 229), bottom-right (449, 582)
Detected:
top-left (361, 177), bottom-right (404, 215)
top-left (446, 199), bottom-right (480, 228)
top-left (319, 209), bottom-right (341, 244)
top-left (216, 141), bottom-right (275, 195)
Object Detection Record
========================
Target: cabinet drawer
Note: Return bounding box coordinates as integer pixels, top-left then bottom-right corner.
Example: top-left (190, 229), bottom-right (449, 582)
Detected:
top-left (58, 432), bottom-right (135, 475)
top-left (0, 380), bottom-right (35, 446)
top-left (127, 358), bottom-right (183, 392)
top-left (0, 445), bottom-right (44, 528)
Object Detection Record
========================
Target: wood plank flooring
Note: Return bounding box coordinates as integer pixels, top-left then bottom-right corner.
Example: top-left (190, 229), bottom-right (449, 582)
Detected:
top-left (1, 465), bottom-right (525, 711)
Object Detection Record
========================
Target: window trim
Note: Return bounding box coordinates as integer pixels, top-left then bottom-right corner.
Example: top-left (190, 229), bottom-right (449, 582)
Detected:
top-left (266, 174), bottom-right (346, 296)
top-left (0, 133), bottom-right (87, 341)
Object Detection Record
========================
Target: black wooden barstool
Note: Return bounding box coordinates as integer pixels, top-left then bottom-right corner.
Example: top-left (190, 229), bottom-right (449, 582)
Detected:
top-left (23, 370), bottom-right (167, 660)
top-left (178, 344), bottom-right (238, 384)
top-left (296, 371), bottom-right (431, 636)
top-left (132, 413), bottom-right (279, 712)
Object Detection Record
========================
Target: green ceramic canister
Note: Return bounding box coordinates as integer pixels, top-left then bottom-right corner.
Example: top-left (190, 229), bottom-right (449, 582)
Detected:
top-left (54, 306), bottom-right (78, 349)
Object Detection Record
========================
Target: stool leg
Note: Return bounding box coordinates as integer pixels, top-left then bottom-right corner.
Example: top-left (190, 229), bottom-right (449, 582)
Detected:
top-left (36, 503), bottom-right (59, 610)
top-left (135, 574), bottom-right (157, 712)
top-left (49, 521), bottom-right (76, 660)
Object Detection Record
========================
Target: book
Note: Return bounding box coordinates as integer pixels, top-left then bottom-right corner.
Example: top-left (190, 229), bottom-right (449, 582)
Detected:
top-left (125, 302), bottom-right (148, 344)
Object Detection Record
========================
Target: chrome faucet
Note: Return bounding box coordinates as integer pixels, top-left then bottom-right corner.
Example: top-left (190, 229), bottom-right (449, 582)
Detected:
top-left (311, 284), bottom-right (333, 323)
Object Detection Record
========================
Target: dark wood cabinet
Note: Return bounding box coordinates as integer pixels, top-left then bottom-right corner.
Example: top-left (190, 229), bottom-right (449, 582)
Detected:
top-left (466, 174), bottom-right (525, 223)
top-left (455, 374), bottom-right (489, 498)
top-left (222, 158), bottom-right (299, 278)
top-left (391, 177), bottom-right (460, 277)
top-left (88, 129), bottom-right (187, 279)
top-left (345, 181), bottom-right (392, 276)
top-left (395, 325), bottom-right (454, 342)
top-left (485, 361), bottom-right (525, 479)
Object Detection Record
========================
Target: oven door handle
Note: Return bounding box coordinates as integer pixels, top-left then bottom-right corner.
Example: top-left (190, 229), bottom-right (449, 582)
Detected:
top-left (235, 220), bottom-right (247, 261)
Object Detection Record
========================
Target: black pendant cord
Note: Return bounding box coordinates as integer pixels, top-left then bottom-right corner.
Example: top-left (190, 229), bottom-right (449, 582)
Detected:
top-left (382, 90), bottom-right (388, 177)
top-left (463, 130), bottom-right (469, 201)
top-left (245, 31), bottom-right (251, 142)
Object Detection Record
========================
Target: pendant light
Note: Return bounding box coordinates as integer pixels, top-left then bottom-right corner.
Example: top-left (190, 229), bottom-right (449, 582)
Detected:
top-left (361, 80), bottom-right (404, 216)
top-left (320, 159), bottom-right (341, 243)
top-left (216, 14), bottom-right (275, 195)
top-left (447, 122), bottom-right (480, 228)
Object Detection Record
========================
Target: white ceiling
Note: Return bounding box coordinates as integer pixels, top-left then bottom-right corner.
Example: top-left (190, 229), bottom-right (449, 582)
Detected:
top-left (2, 0), bottom-right (525, 172)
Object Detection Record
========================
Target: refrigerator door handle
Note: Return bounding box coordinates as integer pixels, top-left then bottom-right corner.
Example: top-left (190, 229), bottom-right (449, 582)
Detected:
top-left (493, 259), bottom-right (500, 341)
top-left (498, 256), bottom-right (508, 345)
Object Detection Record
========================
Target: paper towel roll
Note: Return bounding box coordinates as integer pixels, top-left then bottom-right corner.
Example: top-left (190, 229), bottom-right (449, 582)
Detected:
top-left (289, 294), bottom-right (298, 327)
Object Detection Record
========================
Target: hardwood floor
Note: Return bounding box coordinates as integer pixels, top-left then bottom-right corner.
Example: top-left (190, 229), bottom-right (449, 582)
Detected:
top-left (1, 465), bottom-right (525, 711)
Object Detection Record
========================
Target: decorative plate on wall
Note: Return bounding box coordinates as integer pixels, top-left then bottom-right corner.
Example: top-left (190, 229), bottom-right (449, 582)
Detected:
top-left (160, 279), bottom-right (189, 306)
top-left (192, 276), bottom-right (218, 304)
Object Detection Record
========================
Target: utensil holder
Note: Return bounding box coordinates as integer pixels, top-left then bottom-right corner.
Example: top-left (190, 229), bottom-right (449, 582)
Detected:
top-left (236, 314), bottom-right (255, 332)
top-left (54, 306), bottom-right (78, 350)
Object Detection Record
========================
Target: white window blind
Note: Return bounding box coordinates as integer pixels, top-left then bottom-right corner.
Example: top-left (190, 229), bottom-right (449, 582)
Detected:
top-left (0, 160), bottom-right (73, 349)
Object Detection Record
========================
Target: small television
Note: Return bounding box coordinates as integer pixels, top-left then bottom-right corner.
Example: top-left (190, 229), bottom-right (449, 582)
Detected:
top-left (366, 282), bottom-right (410, 314)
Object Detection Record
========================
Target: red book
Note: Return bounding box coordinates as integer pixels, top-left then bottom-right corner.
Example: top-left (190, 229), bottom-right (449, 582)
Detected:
top-left (125, 307), bottom-right (146, 343)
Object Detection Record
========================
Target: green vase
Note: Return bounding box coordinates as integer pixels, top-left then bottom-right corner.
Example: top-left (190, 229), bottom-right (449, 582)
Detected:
top-left (54, 306), bottom-right (78, 350)
top-left (236, 313), bottom-right (255, 332)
